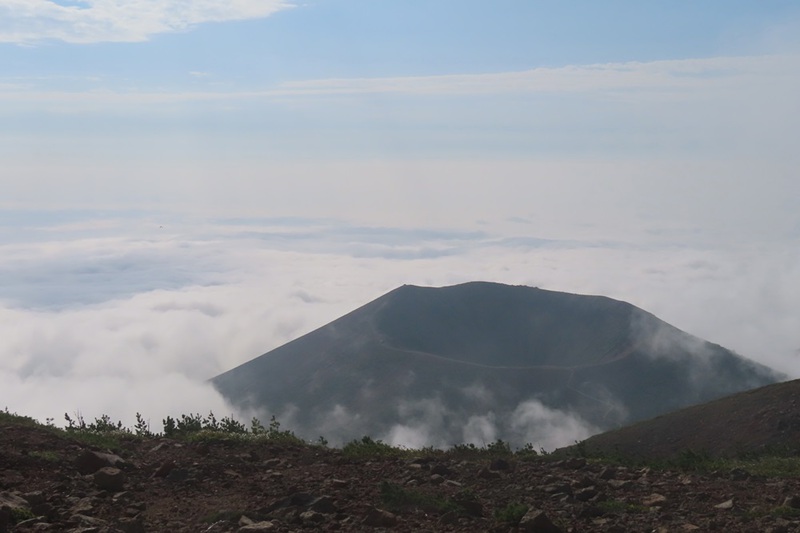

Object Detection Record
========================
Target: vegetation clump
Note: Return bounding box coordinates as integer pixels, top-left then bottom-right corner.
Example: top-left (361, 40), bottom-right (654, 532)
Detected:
top-left (342, 436), bottom-right (404, 458)
top-left (379, 481), bottom-right (459, 514)
top-left (493, 501), bottom-right (529, 525)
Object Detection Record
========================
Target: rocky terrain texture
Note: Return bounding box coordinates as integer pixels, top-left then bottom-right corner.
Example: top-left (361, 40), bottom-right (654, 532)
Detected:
top-left (3, 414), bottom-right (800, 532)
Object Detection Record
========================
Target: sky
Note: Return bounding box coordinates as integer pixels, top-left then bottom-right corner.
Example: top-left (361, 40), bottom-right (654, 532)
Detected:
top-left (1, 1), bottom-right (799, 446)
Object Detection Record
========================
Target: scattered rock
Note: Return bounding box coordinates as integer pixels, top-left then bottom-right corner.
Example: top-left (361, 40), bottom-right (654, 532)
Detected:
top-left (518, 509), bottom-right (563, 532)
top-left (575, 487), bottom-right (599, 502)
top-left (300, 510), bottom-right (325, 524)
top-left (562, 458), bottom-right (587, 470)
top-left (309, 496), bottom-right (337, 514)
top-left (782, 495), bottom-right (800, 508)
top-left (75, 450), bottom-right (126, 475)
top-left (490, 458), bottom-right (511, 471)
top-left (238, 521), bottom-right (277, 531)
top-left (152, 460), bottom-right (176, 478)
top-left (94, 467), bottom-right (126, 492)
top-left (642, 493), bottom-right (668, 507)
top-left (431, 464), bottom-right (451, 476)
top-left (478, 467), bottom-right (502, 480)
top-left (598, 467), bottom-right (616, 480)
top-left (362, 508), bottom-right (397, 527)
top-left (714, 498), bottom-right (735, 510)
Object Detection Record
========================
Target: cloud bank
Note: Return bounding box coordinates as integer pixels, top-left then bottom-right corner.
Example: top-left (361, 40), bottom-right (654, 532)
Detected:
top-left (0, 0), bottom-right (292, 44)
top-left (1, 213), bottom-right (798, 449)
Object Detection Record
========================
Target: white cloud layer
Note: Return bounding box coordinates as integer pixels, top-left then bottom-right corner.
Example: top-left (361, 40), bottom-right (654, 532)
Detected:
top-left (1, 214), bottom-right (798, 445)
top-left (0, 0), bottom-right (291, 44)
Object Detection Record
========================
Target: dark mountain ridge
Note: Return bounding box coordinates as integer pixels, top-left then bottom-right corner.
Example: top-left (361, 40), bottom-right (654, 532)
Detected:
top-left (560, 377), bottom-right (800, 460)
top-left (212, 282), bottom-right (782, 447)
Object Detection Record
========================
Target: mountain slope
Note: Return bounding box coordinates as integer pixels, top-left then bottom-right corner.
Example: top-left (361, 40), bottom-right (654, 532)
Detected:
top-left (211, 282), bottom-right (782, 447)
top-left (560, 378), bottom-right (800, 459)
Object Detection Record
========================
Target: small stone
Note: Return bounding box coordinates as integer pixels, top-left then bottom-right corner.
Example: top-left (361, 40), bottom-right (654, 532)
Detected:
top-left (309, 496), bottom-right (337, 514)
top-left (75, 450), bottom-right (126, 475)
top-left (642, 493), bottom-right (667, 507)
top-left (714, 499), bottom-right (734, 510)
top-left (239, 521), bottom-right (276, 531)
top-left (94, 467), bottom-right (126, 492)
top-left (362, 508), bottom-right (397, 527)
top-left (69, 514), bottom-right (108, 527)
top-left (598, 467), bottom-right (616, 480)
top-left (300, 510), bottom-right (325, 524)
top-left (518, 509), bottom-right (563, 533)
top-left (431, 464), bottom-right (452, 476)
top-left (152, 460), bottom-right (176, 478)
top-left (490, 458), bottom-right (511, 471)
top-left (478, 467), bottom-right (502, 480)
top-left (563, 458), bottom-right (587, 469)
top-left (165, 468), bottom-right (189, 482)
top-left (782, 495), bottom-right (800, 509)
top-left (608, 479), bottom-right (633, 490)
top-left (575, 488), bottom-right (598, 502)
top-left (22, 491), bottom-right (46, 505)
top-left (117, 516), bottom-right (146, 533)
top-left (0, 491), bottom-right (30, 512)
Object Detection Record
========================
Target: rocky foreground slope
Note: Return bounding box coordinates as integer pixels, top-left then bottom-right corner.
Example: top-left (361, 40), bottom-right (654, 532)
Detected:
top-left (3, 415), bottom-right (800, 532)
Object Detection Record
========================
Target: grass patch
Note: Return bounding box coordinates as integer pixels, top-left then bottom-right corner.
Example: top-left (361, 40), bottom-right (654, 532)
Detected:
top-left (343, 436), bottom-right (406, 459)
top-left (562, 443), bottom-right (800, 479)
top-left (9, 507), bottom-right (35, 524)
top-left (0, 408), bottom-right (40, 427)
top-left (447, 440), bottom-right (514, 460)
top-left (29, 450), bottom-right (60, 462)
top-left (493, 502), bottom-right (528, 526)
top-left (770, 506), bottom-right (800, 518)
top-left (596, 500), bottom-right (648, 514)
top-left (379, 481), bottom-right (459, 514)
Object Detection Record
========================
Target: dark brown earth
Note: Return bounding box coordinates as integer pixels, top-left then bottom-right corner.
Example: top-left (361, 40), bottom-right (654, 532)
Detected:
top-left (570, 379), bottom-right (800, 460)
top-left (3, 416), bottom-right (800, 532)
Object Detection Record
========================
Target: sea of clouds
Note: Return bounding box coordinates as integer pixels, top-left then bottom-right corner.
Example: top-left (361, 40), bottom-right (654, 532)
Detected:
top-left (1, 211), bottom-right (798, 449)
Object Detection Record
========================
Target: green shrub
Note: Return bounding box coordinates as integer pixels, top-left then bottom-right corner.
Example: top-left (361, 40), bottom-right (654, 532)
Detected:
top-left (379, 481), bottom-right (458, 514)
top-left (342, 436), bottom-right (403, 458)
top-left (494, 502), bottom-right (528, 525)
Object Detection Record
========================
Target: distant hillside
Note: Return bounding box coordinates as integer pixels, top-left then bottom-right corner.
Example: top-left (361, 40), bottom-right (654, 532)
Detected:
top-left (560, 378), bottom-right (800, 459)
top-left (212, 282), bottom-right (782, 448)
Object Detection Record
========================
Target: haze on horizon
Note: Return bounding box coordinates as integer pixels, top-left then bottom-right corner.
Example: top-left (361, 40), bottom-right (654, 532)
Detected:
top-left (1, 1), bottom-right (799, 447)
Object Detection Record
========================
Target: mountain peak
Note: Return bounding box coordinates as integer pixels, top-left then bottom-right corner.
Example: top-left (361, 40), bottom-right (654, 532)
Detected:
top-left (212, 282), bottom-right (781, 448)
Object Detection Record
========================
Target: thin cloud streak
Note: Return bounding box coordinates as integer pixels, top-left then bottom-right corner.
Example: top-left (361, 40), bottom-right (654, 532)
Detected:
top-left (1, 54), bottom-right (797, 106)
top-left (278, 55), bottom-right (799, 96)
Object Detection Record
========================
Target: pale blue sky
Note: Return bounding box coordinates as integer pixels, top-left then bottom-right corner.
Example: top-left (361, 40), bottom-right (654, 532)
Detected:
top-left (1, 0), bottom-right (799, 237)
top-left (5, 1), bottom-right (800, 80)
